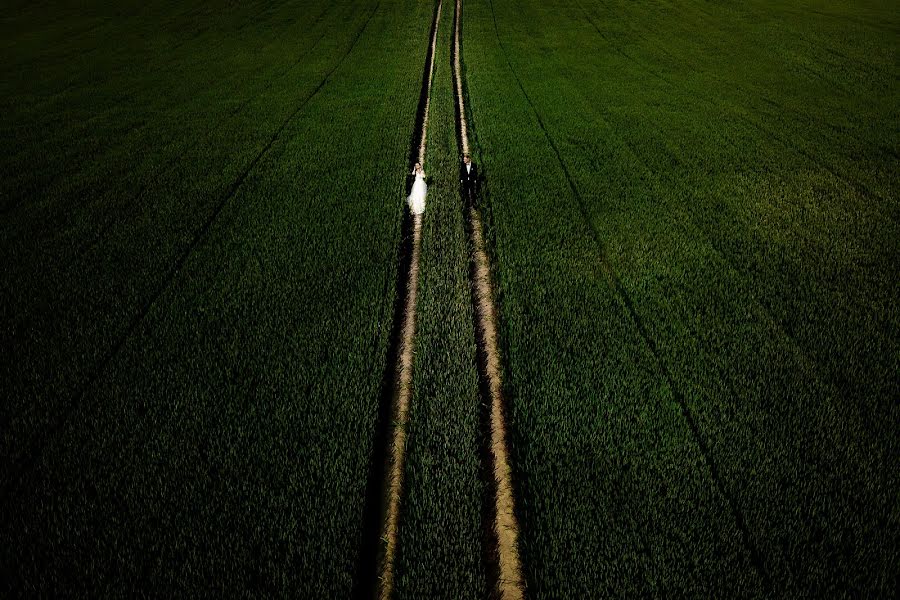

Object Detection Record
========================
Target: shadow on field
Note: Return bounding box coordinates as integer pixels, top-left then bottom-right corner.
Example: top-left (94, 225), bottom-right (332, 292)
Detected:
top-left (352, 209), bottom-right (414, 599)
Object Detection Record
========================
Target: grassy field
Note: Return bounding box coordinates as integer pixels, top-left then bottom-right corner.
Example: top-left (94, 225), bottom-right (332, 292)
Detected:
top-left (1, 0), bottom-right (433, 594)
top-left (2, 0), bottom-right (898, 595)
top-left (463, 0), bottom-right (898, 596)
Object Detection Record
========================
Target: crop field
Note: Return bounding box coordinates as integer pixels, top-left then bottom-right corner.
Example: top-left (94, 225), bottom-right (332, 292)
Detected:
top-left (463, 0), bottom-right (898, 596)
top-left (2, 0), bottom-right (898, 596)
top-left (1, 0), bottom-right (435, 594)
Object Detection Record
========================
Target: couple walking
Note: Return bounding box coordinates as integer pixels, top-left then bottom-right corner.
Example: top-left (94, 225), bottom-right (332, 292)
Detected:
top-left (407, 154), bottom-right (479, 215)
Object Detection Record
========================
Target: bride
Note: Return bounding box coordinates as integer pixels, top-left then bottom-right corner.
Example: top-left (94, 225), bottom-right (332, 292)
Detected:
top-left (408, 162), bottom-right (427, 215)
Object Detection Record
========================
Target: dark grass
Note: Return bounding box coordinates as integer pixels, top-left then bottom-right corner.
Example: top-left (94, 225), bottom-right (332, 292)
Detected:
top-left (2, 0), bottom-right (367, 479)
top-left (467, 4), bottom-right (764, 597)
top-left (1, 0), bottom-right (435, 594)
top-left (1, 0), bottom-right (897, 595)
top-left (1, 0), bottom-right (382, 500)
top-left (466, 0), bottom-right (899, 596)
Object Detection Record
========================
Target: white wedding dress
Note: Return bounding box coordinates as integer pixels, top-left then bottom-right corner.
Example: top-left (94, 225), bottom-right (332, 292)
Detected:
top-left (408, 171), bottom-right (427, 215)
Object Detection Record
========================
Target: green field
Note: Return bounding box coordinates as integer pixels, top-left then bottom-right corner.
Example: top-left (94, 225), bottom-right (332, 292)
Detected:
top-left (2, 0), bottom-right (432, 594)
top-left (463, 0), bottom-right (898, 596)
top-left (2, 0), bottom-right (898, 596)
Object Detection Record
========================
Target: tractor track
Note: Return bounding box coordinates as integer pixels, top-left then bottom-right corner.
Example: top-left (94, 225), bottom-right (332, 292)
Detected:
top-left (453, 1), bottom-right (525, 597)
top-left (368, 1), bottom-right (443, 598)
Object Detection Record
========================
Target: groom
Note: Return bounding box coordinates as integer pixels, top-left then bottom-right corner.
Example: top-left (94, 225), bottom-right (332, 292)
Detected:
top-left (459, 153), bottom-right (478, 206)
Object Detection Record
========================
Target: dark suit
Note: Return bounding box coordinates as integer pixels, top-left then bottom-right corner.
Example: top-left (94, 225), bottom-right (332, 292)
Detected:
top-left (459, 160), bottom-right (478, 204)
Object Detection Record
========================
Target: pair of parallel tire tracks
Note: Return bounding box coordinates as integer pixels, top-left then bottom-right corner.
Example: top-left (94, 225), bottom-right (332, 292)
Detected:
top-left (376, 0), bottom-right (524, 598)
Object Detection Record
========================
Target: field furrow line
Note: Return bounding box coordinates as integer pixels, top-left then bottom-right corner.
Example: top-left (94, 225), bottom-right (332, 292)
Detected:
top-left (54, 2), bottom-right (340, 273)
top-left (454, 0), bottom-right (525, 597)
top-left (375, 1), bottom-right (442, 598)
top-left (578, 0), bottom-right (897, 459)
top-left (576, 0), bottom-right (893, 210)
top-left (486, 0), bottom-right (772, 592)
top-left (0, 0), bottom-right (382, 500)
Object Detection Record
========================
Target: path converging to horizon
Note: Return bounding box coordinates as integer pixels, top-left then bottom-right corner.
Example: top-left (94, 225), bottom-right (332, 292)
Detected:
top-left (454, 0), bottom-right (525, 597)
top-left (4, 0), bottom-right (895, 596)
top-left (374, 1), bottom-right (525, 596)
top-left (375, 1), bottom-right (443, 598)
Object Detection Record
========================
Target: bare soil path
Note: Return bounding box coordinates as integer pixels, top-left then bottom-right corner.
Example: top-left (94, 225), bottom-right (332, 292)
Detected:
top-left (376, 1), bottom-right (443, 598)
top-left (453, 0), bottom-right (525, 596)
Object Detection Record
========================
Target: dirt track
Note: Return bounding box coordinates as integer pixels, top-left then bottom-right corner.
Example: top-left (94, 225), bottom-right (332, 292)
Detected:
top-left (453, 0), bottom-right (525, 596)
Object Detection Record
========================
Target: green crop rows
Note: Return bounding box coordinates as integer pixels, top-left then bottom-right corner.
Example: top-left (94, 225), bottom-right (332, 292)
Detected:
top-left (464, 0), bottom-right (898, 596)
top-left (2, 0), bottom-right (897, 595)
top-left (2, 0), bottom-right (434, 594)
